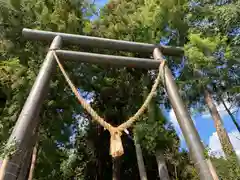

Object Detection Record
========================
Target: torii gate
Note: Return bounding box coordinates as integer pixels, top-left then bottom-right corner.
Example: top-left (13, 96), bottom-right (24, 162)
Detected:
top-left (0, 28), bottom-right (216, 180)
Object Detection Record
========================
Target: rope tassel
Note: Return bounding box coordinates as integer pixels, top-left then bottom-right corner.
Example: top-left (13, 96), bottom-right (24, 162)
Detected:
top-left (110, 130), bottom-right (124, 157)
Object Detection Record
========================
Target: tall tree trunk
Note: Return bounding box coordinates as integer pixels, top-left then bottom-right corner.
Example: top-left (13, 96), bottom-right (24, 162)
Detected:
top-left (27, 143), bottom-right (38, 180)
top-left (204, 90), bottom-right (235, 157)
top-left (134, 135), bottom-right (148, 180)
top-left (219, 96), bottom-right (240, 133)
top-left (206, 159), bottom-right (219, 180)
top-left (147, 96), bottom-right (170, 179)
top-left (112, 157), bottom-right (120, 180)
top-left (155, 150), bottom-right (170, 180)
top-left (144, 76), bottom-right (170, 180)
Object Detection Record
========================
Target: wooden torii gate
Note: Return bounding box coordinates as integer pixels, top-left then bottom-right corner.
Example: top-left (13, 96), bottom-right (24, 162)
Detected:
top-left (0, 28), bottom-right (216, 180)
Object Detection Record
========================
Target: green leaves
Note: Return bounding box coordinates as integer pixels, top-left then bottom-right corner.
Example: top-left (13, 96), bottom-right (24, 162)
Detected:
top-left (0, 59), bottom-right (26, 90)
top-left (187, 33), bottom-right (220, 52)
top-left (9, 0), bottom-right (22, 10)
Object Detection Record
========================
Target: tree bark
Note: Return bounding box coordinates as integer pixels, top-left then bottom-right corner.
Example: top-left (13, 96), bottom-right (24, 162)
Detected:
top-left (143, 76), bottom-right (170, 180)
top-left (155, 150), bottom-right (170, 180)
top-left (204, 90), bottom-right (235, 157)
top-left (206, 159), bottom-right (219, 180)
top-left (27, 143), bottom-right (38, 180)
top-left (134, 136), bottom-right (148, 180)
top-left (219, 96), bottom-right (240, 133)
top-left (112, 157), bottom-right (120, 180)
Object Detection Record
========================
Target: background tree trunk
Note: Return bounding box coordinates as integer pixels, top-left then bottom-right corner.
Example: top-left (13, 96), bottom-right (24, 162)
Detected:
top-left (112, 157), bottom-right (120, 180)
top-left (155, 150), bottom-right (170, 180)
top-left (27, 143), bottom-right (38, 180)
top-left (206, 159), bottom-right (219, 180)
top-left (144, 76), bottom-right (170, 180)
top-left (204, 90), bottom-right (235, 158)
top-left (219, 96), bottom-right (240, 133)
top-left (134, 135), bottom-right (148, 180)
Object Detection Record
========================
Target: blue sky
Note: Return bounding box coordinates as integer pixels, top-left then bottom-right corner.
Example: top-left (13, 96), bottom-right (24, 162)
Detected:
top-left (89, 0), bottom-right (240, 157)
top-left (164, 103), bottom-right (240, 158)
top-left (94, 0), bottom-right (107, 7)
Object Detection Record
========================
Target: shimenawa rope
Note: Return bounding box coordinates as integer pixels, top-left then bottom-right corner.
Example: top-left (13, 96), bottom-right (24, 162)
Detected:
top-left (52, 50), bottom-right (165, 157)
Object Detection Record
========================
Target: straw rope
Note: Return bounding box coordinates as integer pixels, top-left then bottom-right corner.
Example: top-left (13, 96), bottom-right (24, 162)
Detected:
top-left (52, 50), bottom-right (165, 157)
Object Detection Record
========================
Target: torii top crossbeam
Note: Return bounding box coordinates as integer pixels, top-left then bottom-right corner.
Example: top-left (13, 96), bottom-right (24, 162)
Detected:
top-left (22, 28), bottom-right (183, 56)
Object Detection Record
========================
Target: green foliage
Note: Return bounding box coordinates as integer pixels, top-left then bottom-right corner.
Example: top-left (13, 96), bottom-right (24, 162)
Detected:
top-left (9, 0), bottom-right (21, 10)
top-left (0, 138), bottom-right (17, 158)
top-left (0, 59), bottom-right (34, 143)
top-left (0, 59), bottom-right (28, 89)
top-left (211, 155), bottom-right (240, 180)
top-left (165, 148), bottom-right (199, 180)
top-left (184, 33), bottom-right (231, 70)
top-left (134, 106), bottom-right (177, 154)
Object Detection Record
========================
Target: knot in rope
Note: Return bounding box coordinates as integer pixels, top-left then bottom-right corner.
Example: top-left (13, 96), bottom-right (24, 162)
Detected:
top-left (51, 49), bottom-right (165, 158)
top-left (109, 127), bottom-right (123, 157)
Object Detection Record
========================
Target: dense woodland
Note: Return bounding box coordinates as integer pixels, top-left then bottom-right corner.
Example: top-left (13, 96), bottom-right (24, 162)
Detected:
top-left (0, 0), bottom-right (240, 179)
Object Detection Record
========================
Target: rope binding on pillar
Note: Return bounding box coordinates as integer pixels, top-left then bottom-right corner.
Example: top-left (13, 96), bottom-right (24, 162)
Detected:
top-left (51, 49), bottom-right (165, 158)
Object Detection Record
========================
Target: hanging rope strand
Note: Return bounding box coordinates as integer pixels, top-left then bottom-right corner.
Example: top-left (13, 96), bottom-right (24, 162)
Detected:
top-left (117, 61), bottom-right (165, 131)
top-left (51, 49), bottom-right (165, 157)
top-left (52, 51), bottom-right (114, 132)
